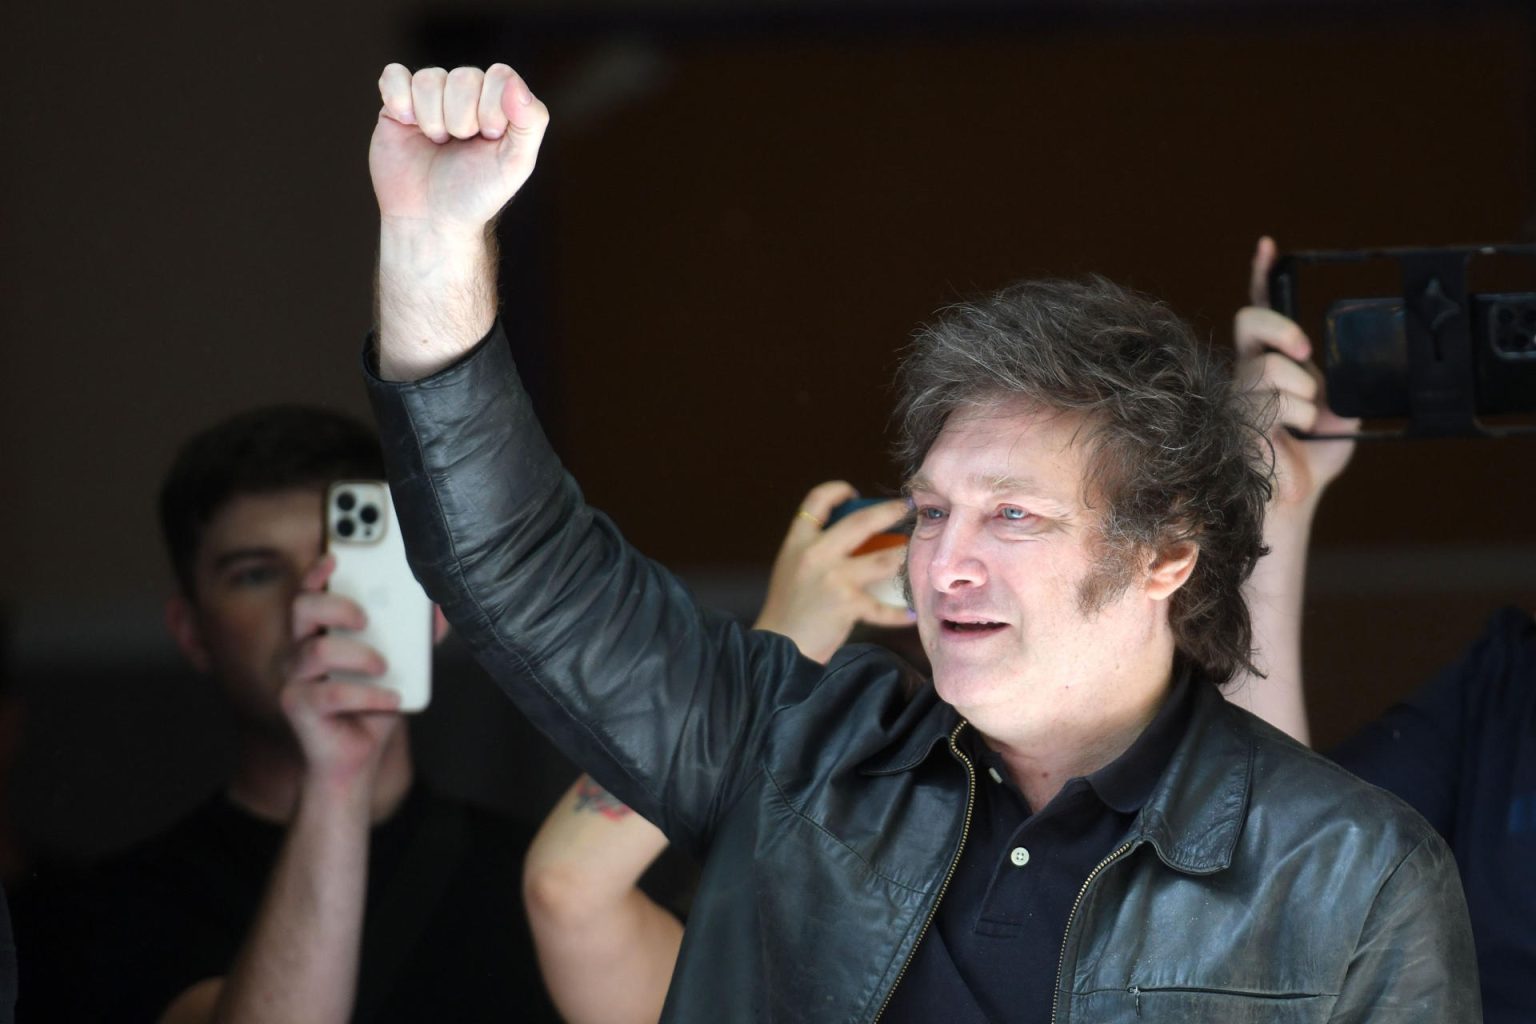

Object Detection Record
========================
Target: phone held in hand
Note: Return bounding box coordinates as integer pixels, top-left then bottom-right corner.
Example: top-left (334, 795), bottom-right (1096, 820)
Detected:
top-left (325, 481), bottom-right (433, 712)
top-left (1325, 293), bottom-right (1536, 419)
top-left (825, 497), bottom-right (912, 554)
top-left (1269, 244), bottom-right (1536, 438)
top-left (826, 496), bottom-right (911, 608)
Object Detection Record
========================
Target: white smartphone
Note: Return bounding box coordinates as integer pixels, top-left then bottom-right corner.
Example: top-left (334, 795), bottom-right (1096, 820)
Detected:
top-left (324, 480), bottom-right (433, 712)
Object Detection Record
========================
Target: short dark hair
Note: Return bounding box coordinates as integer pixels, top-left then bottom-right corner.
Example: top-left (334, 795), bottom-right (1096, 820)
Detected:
top-left (894, 277), bottom-right (1273, 684)
top-left (159, 405), bottom-right (385, 598)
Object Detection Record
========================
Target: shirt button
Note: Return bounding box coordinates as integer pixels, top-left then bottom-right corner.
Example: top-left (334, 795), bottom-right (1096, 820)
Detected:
top-left (1009, 846), bottom-right (1030, 867)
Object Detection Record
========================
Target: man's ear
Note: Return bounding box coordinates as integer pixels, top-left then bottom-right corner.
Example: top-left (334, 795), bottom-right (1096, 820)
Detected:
top-left (1145, 541), bottom-right (1198, 601)
top-left (164, 595), bottom-right (212, 673)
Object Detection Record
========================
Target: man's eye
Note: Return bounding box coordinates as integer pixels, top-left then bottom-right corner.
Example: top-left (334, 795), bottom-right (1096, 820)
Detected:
top-left (917, 506), bottom-right (946, 521)
top-left (999, 506), bottom-right (1030, 521)
top-left (230, 565), bottom-right (280, 587)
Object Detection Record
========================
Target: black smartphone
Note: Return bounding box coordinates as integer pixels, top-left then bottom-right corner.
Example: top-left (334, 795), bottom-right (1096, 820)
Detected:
top-left (1325, 293), bottom-right (1536, 418)
top-left (1268, 244), bottom-right (1536, 436)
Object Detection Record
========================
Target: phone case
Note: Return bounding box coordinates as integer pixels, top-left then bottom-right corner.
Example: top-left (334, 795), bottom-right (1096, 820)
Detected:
top-left (325, 481), bottom-right (433, 712)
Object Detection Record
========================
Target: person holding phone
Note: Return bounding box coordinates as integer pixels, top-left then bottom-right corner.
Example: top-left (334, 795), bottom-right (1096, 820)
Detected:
top-left (14, 406), bottom-right (558, 1023)
top-left (523, 481), bottom-right (911, 1024)
top-left (1236, 236), bottom-right (1535, 1024)
top-left (362, 63), bottom-right (1476, 1021)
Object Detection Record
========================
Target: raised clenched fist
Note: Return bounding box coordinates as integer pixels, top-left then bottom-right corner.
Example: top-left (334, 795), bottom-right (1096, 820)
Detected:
top-left (369, 63), bottom-right (550, 234)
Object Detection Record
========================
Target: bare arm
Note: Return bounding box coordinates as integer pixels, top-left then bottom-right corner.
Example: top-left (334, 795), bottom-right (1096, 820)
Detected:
top-left (1227, 238), bottom-right (1357, 744)
top-left (522, 483), bottom-right (915, 1022)
top-left (523, 779), bottom-right (681, 1024)
top-left (160, 560), bottom-right (403, 1024)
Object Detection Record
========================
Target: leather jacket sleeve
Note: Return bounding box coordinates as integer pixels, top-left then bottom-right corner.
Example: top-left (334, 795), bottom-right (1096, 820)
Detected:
top-left (364, 322), bottom-right (823, 855)
top-left (1331, 832), bottom-right (1481, 1023)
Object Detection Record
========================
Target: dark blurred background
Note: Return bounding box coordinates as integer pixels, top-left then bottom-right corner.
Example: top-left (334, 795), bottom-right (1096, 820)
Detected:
top-left (2, 0), bottom-right (1533, 867)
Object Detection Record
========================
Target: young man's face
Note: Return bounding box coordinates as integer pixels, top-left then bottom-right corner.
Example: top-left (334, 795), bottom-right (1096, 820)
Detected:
top-left (905, 399), bottom-right (1181, 737)
top-left (165, 488), bottom-right (324, 729)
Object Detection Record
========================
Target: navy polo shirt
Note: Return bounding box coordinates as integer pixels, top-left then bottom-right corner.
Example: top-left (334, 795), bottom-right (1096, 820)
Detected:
top-left (1331, 607), bottom-right (1536, 1024)
top-left (883, 668), bottom-right (1197, 1023)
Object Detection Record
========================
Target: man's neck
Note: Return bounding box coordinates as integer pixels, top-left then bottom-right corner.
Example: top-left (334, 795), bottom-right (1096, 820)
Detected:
top-left (985, 694), bottom-right (1167, 812)
top-left (972, 656), bottom-right (1176, 813)
top-left (226, 728), bottom-right (415, 826)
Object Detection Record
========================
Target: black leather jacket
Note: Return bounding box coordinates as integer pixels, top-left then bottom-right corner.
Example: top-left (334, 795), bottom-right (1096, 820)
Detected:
top-left (366, 324), bottom-right (1480, 1023)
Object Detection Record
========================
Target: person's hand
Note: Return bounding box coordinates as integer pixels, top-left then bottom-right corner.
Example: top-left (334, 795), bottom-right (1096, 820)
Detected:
top-left (753, 482), bottom-right (914, 664)
top-left (370, 63), bottom-right (550, 234)
top-left (370, 63), bottom-right (550, 380)
top-left (282, 556), bottom-right (403, 790)
top-left (1236, 236), bottom-right (1359, 513)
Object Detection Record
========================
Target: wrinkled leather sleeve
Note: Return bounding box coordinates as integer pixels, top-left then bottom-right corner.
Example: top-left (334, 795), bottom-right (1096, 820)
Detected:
top-left (363, 323), bottom-right (822, 856)
top-left (1330, 832), bottom-right (1481, 1023)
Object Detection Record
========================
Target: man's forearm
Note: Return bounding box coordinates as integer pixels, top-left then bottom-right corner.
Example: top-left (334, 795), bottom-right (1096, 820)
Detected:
top-left (210, 781), bottom-right (373, 1024)
top-left (376, 221), bottom-right (499, 382)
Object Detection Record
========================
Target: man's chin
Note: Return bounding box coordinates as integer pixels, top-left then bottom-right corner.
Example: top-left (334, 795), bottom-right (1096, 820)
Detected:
top-left (930, 664), bottom-right (1008, 712)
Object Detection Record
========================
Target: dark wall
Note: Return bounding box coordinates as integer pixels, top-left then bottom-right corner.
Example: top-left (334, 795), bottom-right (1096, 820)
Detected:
top-left (531, 7), bottom-right (1536, 750)
top-left (2, 2), bottom-right (1533, 858)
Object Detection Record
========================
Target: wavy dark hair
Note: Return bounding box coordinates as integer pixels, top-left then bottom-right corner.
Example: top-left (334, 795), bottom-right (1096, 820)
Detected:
top-left (893, 277), bottom-right (1273, 684)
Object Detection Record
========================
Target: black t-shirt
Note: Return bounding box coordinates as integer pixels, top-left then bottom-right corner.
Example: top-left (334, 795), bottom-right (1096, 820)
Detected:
top-left (17, 784), bottom-right (558, 1023)
top-left (1332, 606), bottom-right (1536, 1024)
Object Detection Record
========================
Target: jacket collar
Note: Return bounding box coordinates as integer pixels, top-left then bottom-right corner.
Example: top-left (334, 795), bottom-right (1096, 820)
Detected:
top-left (859, 672), bottom-right (1254, 875)
top-left (859, 688), bottom-right (960, 776)
top-left (1132, 678), bottom-right (1253, 875)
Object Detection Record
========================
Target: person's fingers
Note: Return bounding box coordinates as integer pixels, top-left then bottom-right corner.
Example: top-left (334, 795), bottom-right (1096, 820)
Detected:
top-left (283, 678), bottom-right (402, 718)
top-left (785, 481), bottom-right (859, 541)
top-left (799, 481), bottom-right (859, 521)
top-left (854, 595), bottom-right (917, 629)
top-left (1313, 398), bottom-right (1362, 437)
top-left (1234, 306), bottom-right (1311, 361)
top-left (1259, 351), bottom-right (1319, 403)
top-left (841, 545), bottom-right (908, 587)
top-left (432, 606), bottom-right (451, 644)
top-left (291, 633), bottom-right (387, 683)
top-left (443, 66), bottom-right (486, 140)
top-left (498, 67), bottom-right (546, 137)
top-left (292, 590), bottom-right (367, 640)
top-left (379, 63), bottom-right (417, 125)
top-left (299, 553), bottom-right (336, 594)
top-left (478, 64), bottom-right (514, 140)
top-left (410, 67), bottom-right (450, 143)
top-left (822, 499), bottom-right (908, 555)
top-left (1271, 387), bottom-right (1320, 435)
top-left (1249, 235), bottom-right (1277, 308)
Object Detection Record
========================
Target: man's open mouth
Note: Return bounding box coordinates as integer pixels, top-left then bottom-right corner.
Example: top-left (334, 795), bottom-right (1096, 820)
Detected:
top-left (943, 619), bottom-right (1007, 634)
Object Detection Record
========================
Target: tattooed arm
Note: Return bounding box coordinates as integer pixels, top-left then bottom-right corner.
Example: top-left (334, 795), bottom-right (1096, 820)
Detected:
top-left (523, 777), bottom-right (680, 1024)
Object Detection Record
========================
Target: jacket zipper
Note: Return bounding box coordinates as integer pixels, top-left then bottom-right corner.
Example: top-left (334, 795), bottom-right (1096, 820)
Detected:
top-left (871, 721), bottom-right (976, 1022)
top-left (1049, 840), bottom-right (1136, 1024)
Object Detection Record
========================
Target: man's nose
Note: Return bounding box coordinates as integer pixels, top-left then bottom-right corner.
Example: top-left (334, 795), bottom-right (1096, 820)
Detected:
top-left (926, 519), bottom-right (987, 592)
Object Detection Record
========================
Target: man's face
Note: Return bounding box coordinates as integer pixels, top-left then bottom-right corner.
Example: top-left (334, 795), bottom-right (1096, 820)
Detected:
top-left (166, 488), bottom-right (323, 729)
top-left (905, 399), bottom-right (1171, 734)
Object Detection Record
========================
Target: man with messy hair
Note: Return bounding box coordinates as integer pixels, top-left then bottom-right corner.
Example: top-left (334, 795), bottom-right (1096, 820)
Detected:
top-left (362, 61), bottom-right (1477, 1021)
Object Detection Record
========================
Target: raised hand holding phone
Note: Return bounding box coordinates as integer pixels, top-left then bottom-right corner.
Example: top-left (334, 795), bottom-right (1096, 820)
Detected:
top-left (754, 481), bottom-right (914, 663)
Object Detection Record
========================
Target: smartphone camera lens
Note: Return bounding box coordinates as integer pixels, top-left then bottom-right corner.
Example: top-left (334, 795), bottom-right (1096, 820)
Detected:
top-left (337, 518), bottom-right (356, 538)
top-left (1492, 303), bottom-right (1536, 358)
top-left (360, 504), bottom-right (380, 525)
top-left (337, 491), bottom-right (357, 512)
